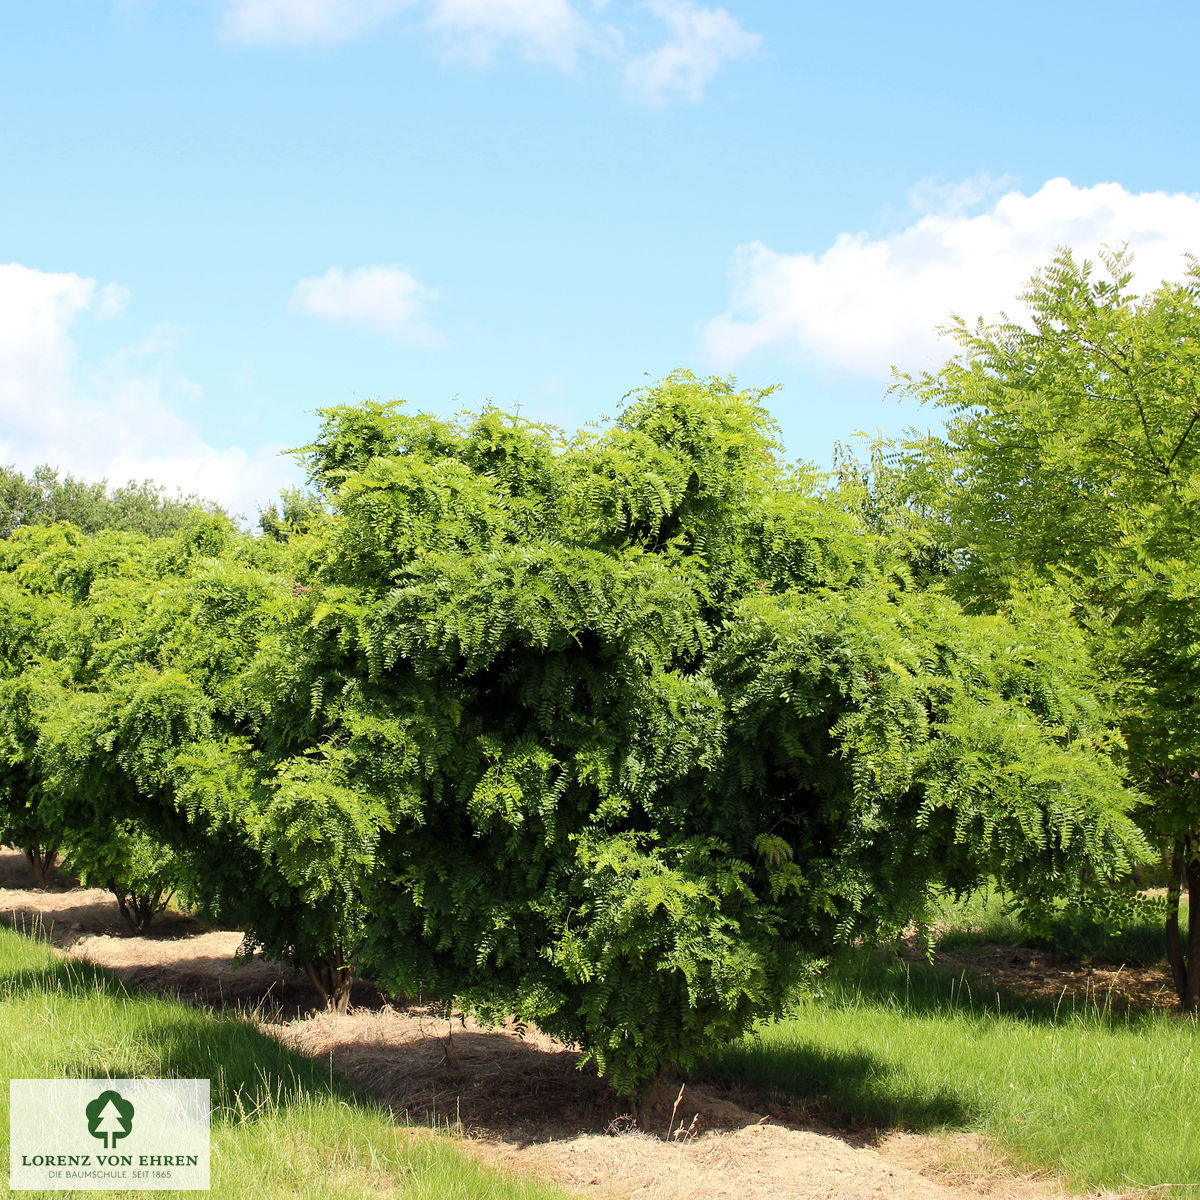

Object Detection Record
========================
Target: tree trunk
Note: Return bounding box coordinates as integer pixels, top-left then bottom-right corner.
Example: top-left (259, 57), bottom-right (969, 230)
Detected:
top-left (24, 843), bottom-right (58, 889)
top-left (113, 890), bottom-right (164, 934)
top-left (1166, 840), bottom-right (1187, 1006)
top-left (1187, 857), bottom-right (1200, 1013)
top-left (306, 946), bottom-right (356, 1013)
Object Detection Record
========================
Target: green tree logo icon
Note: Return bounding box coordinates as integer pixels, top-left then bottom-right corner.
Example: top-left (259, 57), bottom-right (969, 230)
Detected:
top-left (85, 1089), bottom-right (135, 1149)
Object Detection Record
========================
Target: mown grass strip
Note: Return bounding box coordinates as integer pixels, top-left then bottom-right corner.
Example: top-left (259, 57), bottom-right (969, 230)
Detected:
top-left (0, 928), bottom-right (568, 1200)
top-left (700, 953), bottom-right (1200, 1196)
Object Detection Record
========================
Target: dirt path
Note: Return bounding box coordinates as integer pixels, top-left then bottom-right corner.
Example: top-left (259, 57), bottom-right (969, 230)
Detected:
top-left (0, 848), bottom-right (1117, 1200)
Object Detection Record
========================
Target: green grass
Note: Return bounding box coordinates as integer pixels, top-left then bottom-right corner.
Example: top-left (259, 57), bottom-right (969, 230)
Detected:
top-left (700, 953), bottom-right (1200, 1196)
top-left (0, 928), bottom-right (569, 1200)
top-left (921, 884), bottom-right (1179, 967)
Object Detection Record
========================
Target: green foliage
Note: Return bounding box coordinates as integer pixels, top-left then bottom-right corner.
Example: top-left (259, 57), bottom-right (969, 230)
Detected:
top-left (923, 881), bottom-right (1177, 967)
top-left (63, 819), bottom-right (181, 933)
top-left (258, 487), bottom-right (325, 541)
top-left (280, 370), bottom-right (1142, 1093)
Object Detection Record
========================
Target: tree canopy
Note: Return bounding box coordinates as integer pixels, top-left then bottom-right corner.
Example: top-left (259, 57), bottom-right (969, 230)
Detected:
top-left (0, 464), bottom-right (227, 539)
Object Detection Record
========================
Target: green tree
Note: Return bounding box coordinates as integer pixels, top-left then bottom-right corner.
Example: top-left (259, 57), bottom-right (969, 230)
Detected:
top-left (284, 372), bottom-right (1143, 1096)
top-left (897, 247), bottom-right (1200, 1007)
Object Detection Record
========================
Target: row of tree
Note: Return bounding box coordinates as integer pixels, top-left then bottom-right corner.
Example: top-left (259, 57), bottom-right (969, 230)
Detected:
top-left (0, 253), bottom-right (1187, 1095)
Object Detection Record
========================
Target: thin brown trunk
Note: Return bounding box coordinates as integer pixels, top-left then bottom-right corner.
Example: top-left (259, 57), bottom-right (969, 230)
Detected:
top-left (112, 890), bottom-right (163, 935)
top-left (305, 961), bottom-right (332, 1007)
top-left (24, 843), bottom-right (58, 889)
top-left (1187, 858), bottom-right (1200, 1013)
top-left (1165, 841), bottom-right (1187, 1006)
top-left (306, 947), bottom-right (356, 1012)
top-left (331, 945), bottom-right (356, 1014)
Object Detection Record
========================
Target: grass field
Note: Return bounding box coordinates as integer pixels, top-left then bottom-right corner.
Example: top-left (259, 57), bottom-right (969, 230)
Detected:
top-left (0, 928), bottom-right (569, 1200)
top-left (701, 940), bottom-right (1200, 1196)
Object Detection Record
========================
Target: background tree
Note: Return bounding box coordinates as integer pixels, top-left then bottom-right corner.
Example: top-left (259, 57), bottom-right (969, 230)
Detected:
top-left (897, 247), bottom-right (1200, 1008)
top-left (0, 465), bottom-right (226, 539)
top-left (0, 516), bottom-right (373, 988)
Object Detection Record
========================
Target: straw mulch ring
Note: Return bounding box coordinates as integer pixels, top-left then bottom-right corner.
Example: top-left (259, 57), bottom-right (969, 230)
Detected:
top-left (265, 1005), bottom-right (616, 1139)
top-left (2, 846), bottom-right (1100, 1200)
top-left (266, 1007), bottom-right (1090, 1200)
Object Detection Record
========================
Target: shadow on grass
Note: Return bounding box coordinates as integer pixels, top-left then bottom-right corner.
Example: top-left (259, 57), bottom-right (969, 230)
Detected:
top-left (697, 1037), bottom-right (976, 1132)
top-left (936, 916), bottom-right (1171, 969)
top-left (696, 949), bottom-right (1186, 1135)
top-left (0, 953), bottom-right (365, 1123)
top-left (0, 944), bottom-right (616, 1146)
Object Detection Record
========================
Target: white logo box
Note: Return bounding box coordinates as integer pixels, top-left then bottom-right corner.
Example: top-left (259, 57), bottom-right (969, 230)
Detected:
top-left (10, 1079), bottom-right (210, 1191)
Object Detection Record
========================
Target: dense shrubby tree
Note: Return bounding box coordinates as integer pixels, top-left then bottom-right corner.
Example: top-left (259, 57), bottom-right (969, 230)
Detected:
top-left (896, 248), bottom-right (1200, 1008)
top-left (0, 516), bottom-right (374, 999)
top-left (274, 372), bottom-right (1143, 1094)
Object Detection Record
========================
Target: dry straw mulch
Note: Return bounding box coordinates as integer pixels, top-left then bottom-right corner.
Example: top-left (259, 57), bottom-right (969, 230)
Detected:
top-left (2, 847), bottom-right (1135, 1200)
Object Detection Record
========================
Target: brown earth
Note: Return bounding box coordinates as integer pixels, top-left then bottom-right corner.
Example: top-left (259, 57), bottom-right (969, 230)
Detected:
top-left (0, 847), bottom-right (1146, 1200)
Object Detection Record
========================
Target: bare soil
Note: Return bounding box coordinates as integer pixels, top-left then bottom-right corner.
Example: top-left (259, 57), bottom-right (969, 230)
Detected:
top-left (0, 847), bottom-right (1140, 1200)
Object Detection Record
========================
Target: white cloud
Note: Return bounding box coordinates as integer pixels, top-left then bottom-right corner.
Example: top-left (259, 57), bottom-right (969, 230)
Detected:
top-left (290, 264), bottom-right (443, 345)
top-left (96, 282), bottom-right (132, 320)
top-left (220, 0), bottom-right (587, 57)
top-left (0, 263), bottom-right (296, 519)
top-left (625, 0), bottom-right (759, 104)
top-left (221, 0), bottom-right (410, 45)
top-left (219, 0), bottom-right (756, 98)
top-left (703, 178), bottom-right (1200, 378)
top-left (424, 0), bottom-right (590, 66)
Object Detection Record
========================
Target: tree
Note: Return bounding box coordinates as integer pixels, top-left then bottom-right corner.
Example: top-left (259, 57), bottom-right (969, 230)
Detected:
top-left (897, 247), bottom-right (1200, 1007)
top-left (0, 567), bottom-right (61, 886)
top-left (0, 514), bottom-right (376, 1002)
top-left (282, 372), bottom-right (1143, 1096)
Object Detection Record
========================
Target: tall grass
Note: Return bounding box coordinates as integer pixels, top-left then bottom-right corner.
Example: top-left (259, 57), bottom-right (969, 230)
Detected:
top-left (700, 953), bottom-right (1200, 1196)
top-left (0, 929), bottom-right (568, 1200)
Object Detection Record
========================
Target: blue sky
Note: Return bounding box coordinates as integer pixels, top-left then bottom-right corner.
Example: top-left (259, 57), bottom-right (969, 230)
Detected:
top-left (3, 0), bottom-right (1199, 518)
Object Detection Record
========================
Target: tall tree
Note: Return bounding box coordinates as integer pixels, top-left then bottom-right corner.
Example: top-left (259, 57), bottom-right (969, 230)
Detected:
top-left (897, 247), bottom-right (1200, 1007)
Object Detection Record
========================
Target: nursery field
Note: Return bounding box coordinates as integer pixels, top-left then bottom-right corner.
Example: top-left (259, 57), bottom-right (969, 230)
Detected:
top-left (3, 849), bottom-right (1194, 1199)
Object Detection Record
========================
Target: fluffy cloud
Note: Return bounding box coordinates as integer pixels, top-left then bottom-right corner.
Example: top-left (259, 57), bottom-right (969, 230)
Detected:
top-left (703, 178), bottom-right (1200, 377)
top-left (290, 264), bottom-right (443, 345)
top-left (221, 0), bottom-right (410, 45)
top-left (625, 0), bottom-right (759, 104)
top-left (424, 0), bottom-right (591, 66)
top-left (220, 0), bottom-right (586, 57)
top-left (220, 0), bottom-right (757, 99)
top-left (0, 263), bottom-right (296, 519)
